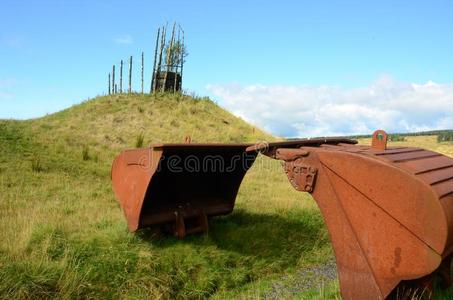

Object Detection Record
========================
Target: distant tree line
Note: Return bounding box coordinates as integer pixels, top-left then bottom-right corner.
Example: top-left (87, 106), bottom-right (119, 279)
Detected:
top-left (438, 131), bottom-right (453, 142)
top-left (342, 129), bottom-right (453, 143)
top-left (387, 134), bottom-right (406, 142)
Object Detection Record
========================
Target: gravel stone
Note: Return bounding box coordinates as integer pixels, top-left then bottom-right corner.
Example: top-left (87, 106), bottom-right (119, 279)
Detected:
top-left (263, 260), bottom-right (337, 299)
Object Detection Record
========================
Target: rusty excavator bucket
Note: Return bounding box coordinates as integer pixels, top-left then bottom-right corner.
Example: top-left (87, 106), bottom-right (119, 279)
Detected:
top-left (111, 130), bottom-right (453, 299)
top-left (111, 143), bottom-right (259, 237)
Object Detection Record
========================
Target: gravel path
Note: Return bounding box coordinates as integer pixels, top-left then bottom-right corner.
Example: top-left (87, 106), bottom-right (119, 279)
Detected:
top-left (263, 261), bottom-right (338, 299)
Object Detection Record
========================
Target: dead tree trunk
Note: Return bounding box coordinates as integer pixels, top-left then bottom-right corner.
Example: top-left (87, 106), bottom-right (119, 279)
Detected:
top-left (159, 25), bottom-right (167, 92)
top-left (141, 52), bottom-right (144, 93)
top-left (173, 28), bottom-right (180, 93)
top-left (163, 23), bottom-right (176, 92)
top-left (180, 27), bottom-right (185, 92)
top-left (120, 60), bottom-right (123, 93)
top-left (151, 27), bottom-right (160, 93)
top-left (128, 56), bottom-right (133, 93)
top-left (112, 65), bottom-right (116, 94)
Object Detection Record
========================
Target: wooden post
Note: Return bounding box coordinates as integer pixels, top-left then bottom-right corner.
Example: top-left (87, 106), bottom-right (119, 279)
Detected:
top-left (151, 27), bottom-right (160, 93)
top-left (158, 25), bottom-right (166, 92)
top-left (174, 26), bottom-right (180, 93)
top-left (179, 28), bottom-right (186, 91)
top-left (112, 65), bottom-right (116, 94)
top-left (108, 73), bottom-right (111, 95)
top-left (163, 23), bottom-right (176, 92)
top-left (128, 56), bottom-right (133, 93)
top-left (114, 84), bottom-right (117, 94)
top-left (120, 60), bottom-right (123, 93)
top-left (141, 52), bottom-right (144, 93)
top-left (167, 22), bottom-right (176, 72)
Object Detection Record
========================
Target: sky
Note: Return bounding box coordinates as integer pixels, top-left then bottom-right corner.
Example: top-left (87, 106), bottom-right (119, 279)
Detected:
top-left (1, 0), bottom-right (452, 137)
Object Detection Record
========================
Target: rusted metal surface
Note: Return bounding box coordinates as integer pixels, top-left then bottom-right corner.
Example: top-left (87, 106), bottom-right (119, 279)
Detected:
top-left (111, 143), bottom-right (257, 236)
top-left (371, 129), bottom-right (388, 150)
top-left (112, 130), bottom-right (453, 299)
top-left (254, 130), bottom-right (453, 299)
top-left (245, 137), bottom-right (357, 154)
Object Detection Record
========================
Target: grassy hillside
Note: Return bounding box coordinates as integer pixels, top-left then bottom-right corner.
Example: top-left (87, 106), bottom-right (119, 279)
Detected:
top-left (0, 93), bottom-right (452, 299)
top-left (0, 93), bottom-right (327, 299)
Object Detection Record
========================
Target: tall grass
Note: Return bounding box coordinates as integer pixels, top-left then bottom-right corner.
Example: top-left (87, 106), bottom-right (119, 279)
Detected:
top-left (31, 155), bottom-right (44, 172)
top-left (82, 145), bottom-right (90, 161)
top-left (135, 132), bottom-right (145, 148)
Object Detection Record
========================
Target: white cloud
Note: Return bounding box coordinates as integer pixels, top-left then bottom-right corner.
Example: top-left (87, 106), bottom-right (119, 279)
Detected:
top-left (0, 79), bottom-right (16, 101)
top-left (1, 35), bottom-right (26, 49)
top-left (0, 79), bottom-right (16, 89)
top-left (207, 76), bottom-right (453, 137)
top-left (113, 35), bottom-right (133, 45)
top-left (0, 92), bottom-right (14, 101)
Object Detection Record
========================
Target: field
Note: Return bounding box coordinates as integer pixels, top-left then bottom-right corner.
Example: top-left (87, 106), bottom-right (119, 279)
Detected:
top-left (0, 93), bottom-right (452, 299)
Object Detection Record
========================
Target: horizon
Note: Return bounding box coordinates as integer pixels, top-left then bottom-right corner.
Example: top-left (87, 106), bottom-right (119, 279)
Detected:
top-left (1, 0), bottom-right (452, 137)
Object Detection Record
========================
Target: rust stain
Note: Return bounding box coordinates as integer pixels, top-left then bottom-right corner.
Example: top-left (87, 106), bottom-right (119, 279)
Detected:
top-left (394, 247), bottom-right (402, 269)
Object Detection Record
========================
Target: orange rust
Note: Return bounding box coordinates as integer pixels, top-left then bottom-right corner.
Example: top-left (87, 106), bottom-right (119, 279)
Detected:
top-left (112, 144), bottom-right (257, 232)
top-left (111, 131), bottom-right (453, 299)
top-left (372, 129), bottom-right (388, 150)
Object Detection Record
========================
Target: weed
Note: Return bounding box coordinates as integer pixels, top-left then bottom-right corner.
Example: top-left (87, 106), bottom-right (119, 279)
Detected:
top-left (135, 132), bottom-right (145, 148)
top-left (82, 145), bottom-right (90, 161)
top-left (31, 155), bottom-right (43, 172)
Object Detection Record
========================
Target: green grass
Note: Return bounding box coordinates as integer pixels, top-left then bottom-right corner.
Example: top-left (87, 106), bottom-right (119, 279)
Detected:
top-left (0, 93), bottom-right (452, 299)
top-left (0, 93), bottom-right (329, 299)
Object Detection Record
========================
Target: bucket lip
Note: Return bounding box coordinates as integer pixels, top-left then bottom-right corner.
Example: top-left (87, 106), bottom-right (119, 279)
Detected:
top-left (149, 143), bottom-right (254, 150)
top-left (146, 138), bottom-right (357, 152)
top-left (246, 138), bottom-right (357, 153)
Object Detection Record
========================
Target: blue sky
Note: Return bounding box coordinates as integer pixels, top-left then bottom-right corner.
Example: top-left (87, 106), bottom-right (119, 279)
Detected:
top-left (1, 0), bottom-right (452, 136)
